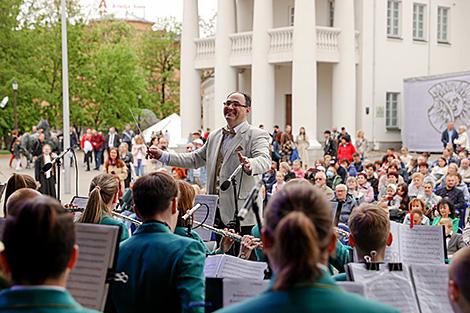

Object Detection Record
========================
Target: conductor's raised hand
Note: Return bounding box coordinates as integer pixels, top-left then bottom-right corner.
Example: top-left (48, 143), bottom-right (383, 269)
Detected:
top-left (147, 145), bottom-right (163, 160)
top-left (237, 151), bottom-right (252, 174)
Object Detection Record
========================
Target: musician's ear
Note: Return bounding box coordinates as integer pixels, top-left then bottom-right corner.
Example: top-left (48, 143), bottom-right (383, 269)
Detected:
top-left (0, 251), bottom-right (11, 275)
top-left (66, 244), bottom-right (79, 270)
top-left (448, 280), bottom-right (459, 302)
top-left (348, 235), bottom-right (356, 248)
top-left (170, 197), bottom-right (178, 215)
top-left (386, 232), bottom-right (393, 246)
top-left (261, 229), bottom-right (272, 251)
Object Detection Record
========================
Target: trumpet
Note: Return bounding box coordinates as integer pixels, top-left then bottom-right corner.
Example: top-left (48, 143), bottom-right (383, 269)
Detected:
top-left (112, 211), bottom-right (142, 226)
top-left (193, 221), bottom-right (243, 242)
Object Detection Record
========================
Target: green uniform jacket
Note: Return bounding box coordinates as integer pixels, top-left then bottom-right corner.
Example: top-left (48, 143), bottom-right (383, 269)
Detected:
top-left (0, 288), bottom-right (98, 313)
top-left (100, 215), bottom-right (130, 242)
top-left (174, 226), bottom-right (214, 255)
top-left (215, 272), bottom-right (399, 313)
top-left (110, 221), bottom-right (206, 313)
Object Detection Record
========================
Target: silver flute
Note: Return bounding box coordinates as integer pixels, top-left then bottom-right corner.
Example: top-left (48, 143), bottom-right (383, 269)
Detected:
top-left (112, 211), bottom-right (142, 226)
top-left (193, 221), bottom-right (243, 242)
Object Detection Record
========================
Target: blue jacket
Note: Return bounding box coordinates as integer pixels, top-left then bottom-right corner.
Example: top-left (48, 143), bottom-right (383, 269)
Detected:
top-left (441, 128), bottom-right (458, 150)
top-left (110, 221), bottom-right (206, 313)
top-left (215, 271), bottom-right (399, 313)
top-left (0, 288), bottom-right (98, 313)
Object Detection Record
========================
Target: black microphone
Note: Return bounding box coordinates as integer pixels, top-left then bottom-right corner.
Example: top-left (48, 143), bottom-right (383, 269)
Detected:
top-left (220, 164), bottom-right (243, 191)
top-left (42, 147), bottom-right (72, 172)
top-left (238, 180), bottom-right (263, 220)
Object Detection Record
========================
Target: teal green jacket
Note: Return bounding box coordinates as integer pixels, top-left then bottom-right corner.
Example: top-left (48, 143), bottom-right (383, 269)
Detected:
top-left (215, 272), bottom-right (399, 313)
top-left (100, 215), bottom-right (130, 242)
top-left (432, 216), bottom-right (459, 233)
top-left (329, 240), bottom-right (353, 273)
top-left (0, 288), bottom-right (98, 312)
top-left (174, 226), bottom-right (213, 255)
top-left (110, 221), bottom-right (206, 313)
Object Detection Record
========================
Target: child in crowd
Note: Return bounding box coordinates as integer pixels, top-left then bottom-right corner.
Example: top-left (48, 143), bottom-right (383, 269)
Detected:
top-left (279, 162), bottom-right (295, 181)
top-left (402, 198), bottom-right (430, 225)
top-left (439, 218), bottom-right (466, 256)
top-left (292, 160), bottom-right (305, 178)
top-left (272, 171), bottom-right (285, 194)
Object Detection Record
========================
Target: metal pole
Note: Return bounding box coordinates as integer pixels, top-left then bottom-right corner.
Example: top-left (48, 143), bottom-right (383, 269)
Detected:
top-left (13, 89), bottom-right (17, 130)
top-left (61, 0), bottom-right (71, 194)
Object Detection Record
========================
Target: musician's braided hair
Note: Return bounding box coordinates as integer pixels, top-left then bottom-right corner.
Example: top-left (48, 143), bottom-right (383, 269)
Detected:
top-left (79, 173), bottom-right (118, 224)
top-left (264, 179), bottom-right (333, 290)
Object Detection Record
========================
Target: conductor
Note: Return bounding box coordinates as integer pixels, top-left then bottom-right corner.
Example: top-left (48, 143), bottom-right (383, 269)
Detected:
top-left (149, 92), bottom-right (271, 234)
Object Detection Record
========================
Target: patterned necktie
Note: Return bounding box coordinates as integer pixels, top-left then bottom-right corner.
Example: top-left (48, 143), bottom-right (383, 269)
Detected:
top-left (222, 127), bottom-right (236, 137)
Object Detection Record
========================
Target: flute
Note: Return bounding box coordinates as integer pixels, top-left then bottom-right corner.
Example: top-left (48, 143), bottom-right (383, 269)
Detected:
top-left (112, 211), bottom-right (143, 226)
top-left (193, 221), bottom-right (243, 242)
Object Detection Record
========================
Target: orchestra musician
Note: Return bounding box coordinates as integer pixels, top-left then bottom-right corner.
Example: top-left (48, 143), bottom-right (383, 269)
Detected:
top-left (78, 173), bottom-right (130, 242)
top-left (448, 247), bottom-right (470, 313)
top-left (110, 172), bottom-right (205, 313)
top-left (3, 173), bottom-right (37, 217)
top-left (148, 92), bottom-right (271, 235)
top-left (215, 179), bottom-right (398, 313)
top-left (0, 196), bottom-right (99, 313)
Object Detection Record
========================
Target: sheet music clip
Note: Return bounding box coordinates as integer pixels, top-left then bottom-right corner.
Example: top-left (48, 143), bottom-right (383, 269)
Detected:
top-left (364, 253), bottom-right (380, 271)
top-left (106, 271), bottom-right (128, 284)
top-left (388, 263), bottom-right (403, 271)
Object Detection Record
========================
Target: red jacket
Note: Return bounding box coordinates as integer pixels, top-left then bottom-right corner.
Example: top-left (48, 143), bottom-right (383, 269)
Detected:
top-left (337, 142), bottom-right (356, 163)
top-left (92, 134), bottom-right (105, 151)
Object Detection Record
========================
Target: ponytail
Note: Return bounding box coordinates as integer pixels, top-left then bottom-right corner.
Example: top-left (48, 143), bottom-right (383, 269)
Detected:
top-left (272, 211), bottom-right (322, 291)
top-left (79, 173), bottom-right (118, 225)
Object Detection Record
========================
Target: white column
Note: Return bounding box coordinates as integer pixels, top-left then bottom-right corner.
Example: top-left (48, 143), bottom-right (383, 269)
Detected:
top-left (292, 0), bottom-right (320, 147)
top-left (180, 0), bottom-right (201, 142)
top-left (214, 0), bottom-right (237, 128)
top-left (236, 0), bottom-right (253, 32)
top-left (251, 0), bottom-right (275, 129)
top-left (332, 0), bottom-right (356, 135)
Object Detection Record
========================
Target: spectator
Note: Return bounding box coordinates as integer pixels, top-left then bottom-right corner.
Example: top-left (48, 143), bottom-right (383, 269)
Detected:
top-left (337, 136), bottom-right (356, 163)
top-left (440, 218), bottom-right (466, 256)
top-left (323, 130), bottom-right (337, 158)
top-left (83, 133), bottom-right (93, 172)
top-left (339, 127), bottom-right (351, 142)
top-left (0, 196), bottom-right (100, 313)
top-left (442, 147), bottom-right (460, 166)
top-left (105, 127), bottom-right (121, 150)
top-left (131, 135), bottom-right (147, 177)
top-left (436, 174), bottom-right (465, 214)
top-left (402, 199), bottom-right (431, 225)
top-left (400, 147), bottom-right (413, 168)
top-left (356, 172), bottom-right (374, 203)
top-left (326, 165), bottom-right (342, 190)
top-left (407, 157), bottom-right (418, 177)
top-left (119, 142), bottom-right (133, 188)
top-left (103, 147), bottom-right (128, 198)
top-left (418, 181), bottom-right (442, 214)
top-left (346, 177), bottom-right (363, 204)
top-left (355, 130), bottom-right (367, 160)
top-left (271, 132), bottom-right (282, 164)
top-left (272, 171), bottom-right (285, 195)
top-left (378, 172), bottom-right (399, 199)
top-left (378, 165), bottom-right (404, 194)
top-left (408, 172), bottom-right (425, 199)
top-left (396, 183), bottom-right (410, 213)
top-left (418, 161), bottom-right (434, 183)
top-left (334, 184), bottom-right (358, 225)
top-left (92, 130), bottom-right (105, 170)
top-left (456, 173), bottom-right (470, 202)
top-left (172, 167), bottom-right (187, 180)
top-left (364, 163), bottom-right (379, 199)
top-left (432, 157), bottom-right (448, 183)
top-left (341, 158), bottom-right (357, 177)
top-left (454, 125), bottom-right (469, 153)
top-left (34, 144), bottom-right (56, 198)
top-left (352, 153), bottom-right (363, 173)
top-left (314, 171), bottom-right (334, 200)
top-left (432, 199), bottom-right (460, 233)
top-left (441, 121), bottom-right (458, 151)
top-left (280, 125), bottom-right (294, 163)
top-left (279, 161), bottom-right (295, 182)
top-left (295, 127), bottom-right (310, 168)
top-left (121, 124), bottom-right (135, 150)
top-left (32, 132), bottom-right (46, 158)
top-left (459, 158), bottom-right (470, 185)
top-left (292, 160), bottom-right (305, 178)
top-left (262, 161), bottom-right (277, 194)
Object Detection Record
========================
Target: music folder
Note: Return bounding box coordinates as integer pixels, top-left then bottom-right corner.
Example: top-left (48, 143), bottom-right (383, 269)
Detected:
top-left (193, 194), bottom-right (219, 241)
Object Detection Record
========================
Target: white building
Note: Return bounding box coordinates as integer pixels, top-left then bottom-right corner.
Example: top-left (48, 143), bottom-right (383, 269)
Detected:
top-left (180, 0), bottom-right (470, 149)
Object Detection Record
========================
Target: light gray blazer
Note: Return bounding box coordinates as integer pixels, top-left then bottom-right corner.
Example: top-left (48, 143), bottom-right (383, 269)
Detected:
top-left (167, 122), bottom-right (271, 226)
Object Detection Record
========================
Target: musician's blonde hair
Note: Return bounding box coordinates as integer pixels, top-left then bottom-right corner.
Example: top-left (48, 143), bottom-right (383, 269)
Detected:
top-left (79, 174), bottom-right (118, 224)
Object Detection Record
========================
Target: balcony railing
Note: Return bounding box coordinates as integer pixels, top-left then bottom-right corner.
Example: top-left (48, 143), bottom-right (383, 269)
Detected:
top-left (268, 26), bottom-right (294, 54)
top-left (195, 37), bottom-right (215, 59)
top-left (229, 31), bottom-right (253, 56)
top-left (317, 26), bottom-right (341, 52)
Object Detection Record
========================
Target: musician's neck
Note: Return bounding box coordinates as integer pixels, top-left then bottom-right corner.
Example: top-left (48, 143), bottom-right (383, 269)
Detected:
top-left (356, 248), bottom-right (386, 262)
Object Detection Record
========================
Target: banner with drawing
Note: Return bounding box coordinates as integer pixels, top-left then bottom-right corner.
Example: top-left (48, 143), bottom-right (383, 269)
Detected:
top-left (403, 71), bottom-right (470, 152)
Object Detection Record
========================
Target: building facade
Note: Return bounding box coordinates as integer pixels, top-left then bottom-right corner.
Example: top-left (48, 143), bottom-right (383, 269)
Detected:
top-left (180, 0), bottom-right (470, 149)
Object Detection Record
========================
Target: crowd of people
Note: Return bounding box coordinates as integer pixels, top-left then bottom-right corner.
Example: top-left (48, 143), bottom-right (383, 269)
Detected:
top-left (1, 92), bottom-right (470, 313)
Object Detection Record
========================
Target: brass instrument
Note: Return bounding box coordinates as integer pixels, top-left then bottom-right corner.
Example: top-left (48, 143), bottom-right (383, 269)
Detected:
top-left (193, 221), bottom-right (243, 242)
top-left (112, 211), bottom-right (142, 226)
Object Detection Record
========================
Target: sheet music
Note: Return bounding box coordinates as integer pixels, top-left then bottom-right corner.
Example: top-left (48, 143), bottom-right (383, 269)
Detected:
top-left (384, 221), bottom-right (401, 262)
top-left (67, 223), bottom-right (119, 311)
top-left (222, 279), bottom-right (269, 306)
top-left (348, 263), bottom-right (420, 313)
top-left (411, 264), bottom-right (453, 313)
top-left (399, 225), bottom-right (445, 264)
top-left (204, 255), bottom-right (267, 281)
top-left (337, 281), bottom-right (365, 296)
top-left (193, 195), bottom-right (218, 241)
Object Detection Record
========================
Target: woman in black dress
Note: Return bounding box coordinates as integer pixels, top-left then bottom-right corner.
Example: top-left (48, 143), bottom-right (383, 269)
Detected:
top-left (34, 144), bottom-right (56, 198)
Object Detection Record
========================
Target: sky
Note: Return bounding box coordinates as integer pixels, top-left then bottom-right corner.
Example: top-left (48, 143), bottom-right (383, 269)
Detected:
top-left (80, 0), bottom-right (217, 22)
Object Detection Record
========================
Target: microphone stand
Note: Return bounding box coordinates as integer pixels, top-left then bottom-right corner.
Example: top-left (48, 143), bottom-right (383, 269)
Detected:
top-left (231, 176), bottom-right (241, 234)
top-left (56, 157), bottom-right (62, 203)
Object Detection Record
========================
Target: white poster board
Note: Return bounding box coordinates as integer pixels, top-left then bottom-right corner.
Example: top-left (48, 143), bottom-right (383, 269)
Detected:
top-left (403, 71), bottom-right (470, 152)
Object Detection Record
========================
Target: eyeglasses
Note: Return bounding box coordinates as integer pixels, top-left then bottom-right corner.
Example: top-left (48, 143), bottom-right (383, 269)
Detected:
top-left (223, 101), bottom-right (248, 108)
top-left (315, 178), bottom-right (324, 181)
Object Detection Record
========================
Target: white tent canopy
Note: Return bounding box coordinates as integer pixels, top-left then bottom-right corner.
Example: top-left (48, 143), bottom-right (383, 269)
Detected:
top-left (142, 113), bottom-right (183, 148)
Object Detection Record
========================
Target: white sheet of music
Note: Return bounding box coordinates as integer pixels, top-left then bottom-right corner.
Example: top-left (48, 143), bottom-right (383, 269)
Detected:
top-left (204, 255), bottom-right (267, 281)
top-left (337, 281), bottom-right (365, 296)
top-left (384, 221), bottom-right (401, 262)
top-left (399, 225), bottom-right (445, 264)
top-left (348, 263), bottom-right (420, 313)
top-left (222, 279), bottom-right (269, 306)
top-left (67, 223), bottom-right (119, 311)
top-left (194, 195), bottom-right (219, 241)
top-left (411, 264), bottom-right (453, 313)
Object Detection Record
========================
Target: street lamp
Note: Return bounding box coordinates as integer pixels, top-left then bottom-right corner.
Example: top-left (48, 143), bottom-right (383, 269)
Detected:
top-left (12, 80), bottom-right (18, 130)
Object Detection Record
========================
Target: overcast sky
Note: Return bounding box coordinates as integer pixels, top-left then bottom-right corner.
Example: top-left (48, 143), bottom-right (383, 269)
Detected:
top-left (80, 0), bottom-right (217, 22)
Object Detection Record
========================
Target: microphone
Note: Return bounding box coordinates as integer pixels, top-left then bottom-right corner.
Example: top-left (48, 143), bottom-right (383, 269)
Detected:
top-left (220, 164), bottom-right (243, 191)
top-left (238, 180), bottom-right (263, 220)
top-left (182, 203), bottom-right (202, 220)
top-left (42, 147), bottom-right (72, 172)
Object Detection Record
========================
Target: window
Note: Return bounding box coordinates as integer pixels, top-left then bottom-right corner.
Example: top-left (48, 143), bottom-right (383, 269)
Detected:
top-left (437, 7), bottom-right (450, 43)
top-left (289, 6), bottom-right (295, 26)
top-left (387, 0), bottom-right (401, 37)
top-left (328, 0), bottom-right (335, 27)
top-left (413, 3), bottom-right (426, 40)
top-left (386, 92), bottom-right (399, 129)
